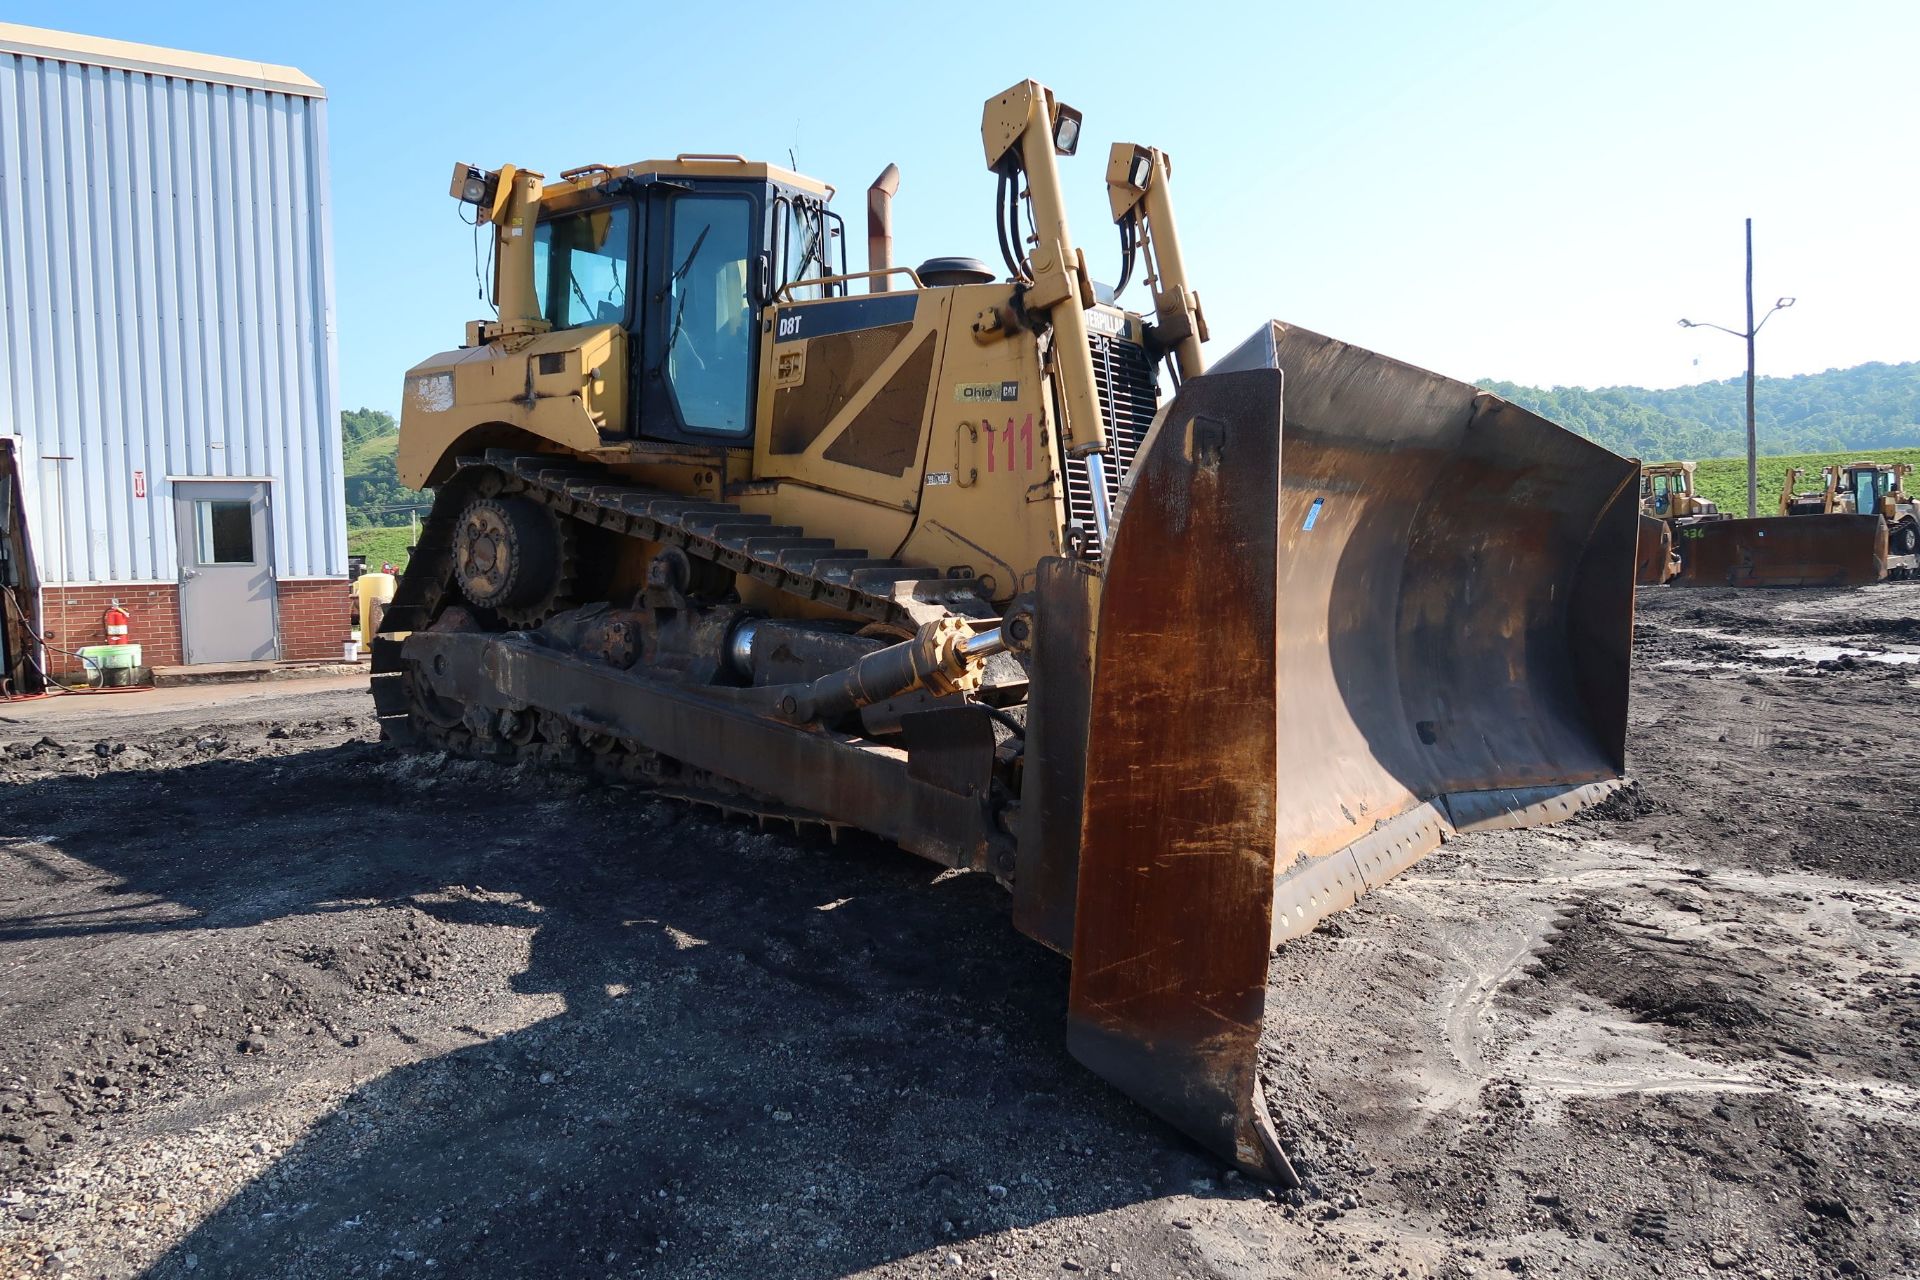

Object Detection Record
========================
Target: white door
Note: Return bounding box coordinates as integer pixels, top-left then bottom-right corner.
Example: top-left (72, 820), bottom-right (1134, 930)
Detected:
top-left (173, 481), bottom-right (277, 663)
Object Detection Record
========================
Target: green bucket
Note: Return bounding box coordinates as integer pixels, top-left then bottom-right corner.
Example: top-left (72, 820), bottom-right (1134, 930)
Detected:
top-left (75, 643), bottom-right (144, 686)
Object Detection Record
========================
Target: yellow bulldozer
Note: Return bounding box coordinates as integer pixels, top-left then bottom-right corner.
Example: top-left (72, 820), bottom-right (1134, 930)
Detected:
top-left (1635, 461), bottom-right (1721, 583)
top-left (1642, 460), bottom-right (1720, 523)
top-left (375, 79), bottom-right (1638, 1181)
top-left (1660, 457), bottom-right (1893, 589)
top-left (1780, 461), bottom-right (1918, 561)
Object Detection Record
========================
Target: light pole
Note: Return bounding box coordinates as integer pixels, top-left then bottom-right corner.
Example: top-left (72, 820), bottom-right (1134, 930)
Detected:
top-left (1679, 218), bottom-right (1795, 519)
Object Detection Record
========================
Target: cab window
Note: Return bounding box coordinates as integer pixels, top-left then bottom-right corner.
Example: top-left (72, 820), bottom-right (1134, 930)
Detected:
top-left (1649, 473), bottom-right (1675, 513)
top-left (1852, 469), bottom-right (1886, 512)
top-left (776, 195), bottom-right (830, 301)
top-left (663, 194), bottom-right (754, 434)
top-left (533, 204), bottom-right (632, 329)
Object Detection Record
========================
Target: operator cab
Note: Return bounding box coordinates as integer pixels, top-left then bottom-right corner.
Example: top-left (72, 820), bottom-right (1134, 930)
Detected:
top-left (1844, 465), bottom-right (1891, 517)
top-left (1643, 466), bottom-right (1689, 515)
top-left (529, 158), bottom-right (845, 448)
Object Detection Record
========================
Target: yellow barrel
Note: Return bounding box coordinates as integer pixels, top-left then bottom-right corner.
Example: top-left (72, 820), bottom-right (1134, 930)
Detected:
top-left (353, 572), bottom-right (397, 641)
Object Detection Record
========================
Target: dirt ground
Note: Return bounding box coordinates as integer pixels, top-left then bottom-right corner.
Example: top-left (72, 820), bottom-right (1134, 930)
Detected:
top-left (0, 584), bottom-right (1915, 1280)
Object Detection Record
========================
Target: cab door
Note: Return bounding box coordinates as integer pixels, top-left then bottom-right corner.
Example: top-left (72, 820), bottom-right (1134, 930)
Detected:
top-left (639, 185), bottom-right (766, 444)
top-left (1852, 469), bottom-right (1882, 518)
top-left (527, 194), bottom-right (640, 441)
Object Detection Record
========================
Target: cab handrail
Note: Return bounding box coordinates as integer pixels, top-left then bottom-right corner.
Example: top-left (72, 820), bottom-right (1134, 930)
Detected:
top-left (776, 266), bottom-right (924, 303)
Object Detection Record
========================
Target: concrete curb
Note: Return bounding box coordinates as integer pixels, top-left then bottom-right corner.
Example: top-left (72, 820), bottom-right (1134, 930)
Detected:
top-left (148, 660), bottom-right (369, 688)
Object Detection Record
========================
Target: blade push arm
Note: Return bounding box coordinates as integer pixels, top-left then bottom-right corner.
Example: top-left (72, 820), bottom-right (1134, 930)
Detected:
top-left (980, 82), bottom-right (1109, 461)
top-left (1105, 144), bottom-right (1208, 381)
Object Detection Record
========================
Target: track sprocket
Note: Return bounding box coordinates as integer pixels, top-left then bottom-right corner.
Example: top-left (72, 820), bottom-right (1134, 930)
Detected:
top-left (451, 494), bottom-right (576, 626)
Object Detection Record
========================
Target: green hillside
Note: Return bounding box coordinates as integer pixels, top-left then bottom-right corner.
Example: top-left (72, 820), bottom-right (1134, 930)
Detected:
top-left (341, 407), bottom-right (426, 571)
top-left (344, 424), bottom-right (398, 475)
top-left (1482, 360), bottom-right (1920, 461)
top-left (347, 525), bottom-right (416, 573)
top-left (1689, 447), bottom-right (1920, 515)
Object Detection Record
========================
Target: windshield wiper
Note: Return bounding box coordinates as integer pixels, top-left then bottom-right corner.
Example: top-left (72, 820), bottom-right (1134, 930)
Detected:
top-left (663, 224), bottom-right (712, 368)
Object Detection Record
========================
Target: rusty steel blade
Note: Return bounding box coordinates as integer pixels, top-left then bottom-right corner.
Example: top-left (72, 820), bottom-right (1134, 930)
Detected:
top-left (1066, 362), bottom-right (1295, 1184)
top-left (1067, 322), bottom-right (1637, 1181)
top-left (1638, 513), bottom-right (1677, 584)
top-left (1214, 323), bottom-right (1635, 943)
top-left (1672, 514), bottom-right (1888, 587)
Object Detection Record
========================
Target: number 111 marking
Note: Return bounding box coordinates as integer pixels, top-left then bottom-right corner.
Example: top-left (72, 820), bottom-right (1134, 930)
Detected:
top-left (985, 413), bottom-right (1035, 474)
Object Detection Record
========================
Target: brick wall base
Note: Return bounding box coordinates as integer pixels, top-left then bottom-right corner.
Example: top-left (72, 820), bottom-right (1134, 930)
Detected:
top-left (277, 578), bottom-right (353, 662)
top-left (40, 577), bottom-right (353, 669)
top-left (42, 583), bottom-right (183, 668)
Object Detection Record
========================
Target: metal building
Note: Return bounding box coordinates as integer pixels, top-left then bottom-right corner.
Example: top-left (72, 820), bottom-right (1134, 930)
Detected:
top-left (0, 22), bottom-right (346, 679)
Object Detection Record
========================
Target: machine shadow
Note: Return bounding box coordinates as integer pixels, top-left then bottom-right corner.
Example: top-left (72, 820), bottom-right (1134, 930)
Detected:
top-left (0, 744), bottom-right (1216, 1278)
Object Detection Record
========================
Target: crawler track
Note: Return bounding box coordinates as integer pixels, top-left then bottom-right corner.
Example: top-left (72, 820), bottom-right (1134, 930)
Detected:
top-left (370, 450), bottom-right (1002, 817)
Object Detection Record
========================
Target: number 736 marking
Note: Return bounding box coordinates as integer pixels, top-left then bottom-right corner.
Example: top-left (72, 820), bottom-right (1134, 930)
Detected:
top-left (984, 414), bottom-right (1035, 473)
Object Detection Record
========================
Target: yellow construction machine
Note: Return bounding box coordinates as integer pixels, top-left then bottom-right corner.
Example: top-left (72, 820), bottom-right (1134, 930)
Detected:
top-left (1642, 461), bottom-right (1719, 522)
top-left (1763, 460), bottom-right (1916, 581)
top-left (376, 79), bottom-right (1639, 1181)
top-left (1664, 457), bottom-right (1892, 588)
top-left (1635, 461), bottom-right (1720, 583)
top-left (1838, 461), bottom-right (1918, 568)
top-left (1780, 461), bottom-right (1918, 558)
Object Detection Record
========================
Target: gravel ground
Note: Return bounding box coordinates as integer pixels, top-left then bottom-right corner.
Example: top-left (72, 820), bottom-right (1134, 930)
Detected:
top-left (0, 583), bottom-right (1915, 1279)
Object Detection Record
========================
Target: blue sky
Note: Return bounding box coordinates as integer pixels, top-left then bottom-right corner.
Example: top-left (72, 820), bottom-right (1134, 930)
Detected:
top-left (10, 0), bottom-right (1917, 415)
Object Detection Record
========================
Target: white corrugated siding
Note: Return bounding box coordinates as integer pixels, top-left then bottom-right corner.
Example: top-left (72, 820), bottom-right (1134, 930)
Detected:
top-left (0, 45), bottom-right (342, 583)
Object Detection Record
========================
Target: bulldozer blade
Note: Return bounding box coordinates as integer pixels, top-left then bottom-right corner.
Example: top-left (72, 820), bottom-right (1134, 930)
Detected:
top-left (1637, 513), bottom-right (1677, 584)
top-left (1672, 514), bottom-right (1887, 587)
top-left (1065, 322), bottom-right (1637, 1182)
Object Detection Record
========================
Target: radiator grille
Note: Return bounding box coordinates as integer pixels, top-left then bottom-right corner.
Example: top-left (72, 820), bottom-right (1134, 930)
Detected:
top-left (1065, 334), bottom-right (1161, 559)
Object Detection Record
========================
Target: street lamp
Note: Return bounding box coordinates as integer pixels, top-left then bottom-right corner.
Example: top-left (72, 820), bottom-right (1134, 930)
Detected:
top-left (1678, 298), bottom-right (1795, 339)
top-left (1677, 218), bottom-right (1796, 519)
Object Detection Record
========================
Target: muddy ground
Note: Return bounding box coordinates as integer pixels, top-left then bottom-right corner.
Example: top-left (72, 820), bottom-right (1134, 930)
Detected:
top-left (0, 584), bottom-right (1915, 1280)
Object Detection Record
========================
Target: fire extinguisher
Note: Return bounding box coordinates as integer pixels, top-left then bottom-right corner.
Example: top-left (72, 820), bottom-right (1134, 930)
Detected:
top-left (104, 603), bottom-right (132, 643)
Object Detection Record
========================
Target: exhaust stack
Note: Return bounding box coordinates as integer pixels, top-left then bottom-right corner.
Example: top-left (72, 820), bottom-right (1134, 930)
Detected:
top-left (867, 163), bottom-right (900, 294)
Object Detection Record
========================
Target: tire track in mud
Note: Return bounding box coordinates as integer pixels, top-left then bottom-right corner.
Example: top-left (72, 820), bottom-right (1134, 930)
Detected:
top-left (1718, 688), bottom-right (1781, 752)
top-left (1432, 895), bottom-right (1568, 1109)
top-left (1413, 849), bottom-right (1766, 1113)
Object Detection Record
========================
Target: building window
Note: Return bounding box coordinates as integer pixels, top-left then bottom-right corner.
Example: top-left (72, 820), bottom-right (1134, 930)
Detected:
top-left (195, 501), bottom-right (254, 564)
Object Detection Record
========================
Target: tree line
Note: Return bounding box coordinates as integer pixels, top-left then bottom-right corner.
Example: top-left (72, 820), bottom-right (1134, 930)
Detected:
top-left (1480, 360), bottom-right (1919, 461)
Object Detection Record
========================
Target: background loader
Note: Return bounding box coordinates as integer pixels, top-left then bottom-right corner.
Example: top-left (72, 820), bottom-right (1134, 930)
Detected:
top-left (1780, 461), bottom-right (1918, 571)
top-left (374, 79), bottom-right (1638, 1180)
top-left (1636, 461), bottom-right (1720, 583)
top-left (1662, 459), bottom-right (1890, 588)
top-left (1642, 461), bottom-right (1720, 523)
